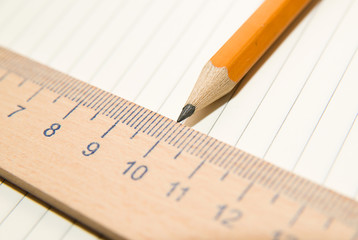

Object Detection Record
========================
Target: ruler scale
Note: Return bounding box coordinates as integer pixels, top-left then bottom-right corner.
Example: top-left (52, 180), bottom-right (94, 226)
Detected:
top-left (0, 47), bottom-right (358, 239)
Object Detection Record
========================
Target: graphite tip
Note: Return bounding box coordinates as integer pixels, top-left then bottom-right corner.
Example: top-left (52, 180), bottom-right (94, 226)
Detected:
top-left (177, 104), bottom-right (195, 122)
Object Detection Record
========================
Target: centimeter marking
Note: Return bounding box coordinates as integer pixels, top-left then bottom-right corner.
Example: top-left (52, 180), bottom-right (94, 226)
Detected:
top-left (1, 47), bottom-right (358, 239)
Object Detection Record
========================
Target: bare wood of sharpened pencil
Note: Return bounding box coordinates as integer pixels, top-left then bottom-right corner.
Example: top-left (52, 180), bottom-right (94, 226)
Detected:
top-left (178, 0), bottom-right (313, 122)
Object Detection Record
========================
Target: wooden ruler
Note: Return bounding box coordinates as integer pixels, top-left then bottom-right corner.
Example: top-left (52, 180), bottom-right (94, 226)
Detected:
top-left (0, 46), bottom-right (358, 240)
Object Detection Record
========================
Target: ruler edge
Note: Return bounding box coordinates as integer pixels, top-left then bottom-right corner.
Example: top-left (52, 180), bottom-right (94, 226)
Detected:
top-left (0, 165), bottom-right (116, 239)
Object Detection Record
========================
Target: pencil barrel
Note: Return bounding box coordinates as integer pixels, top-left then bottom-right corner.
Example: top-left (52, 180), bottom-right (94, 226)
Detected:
top-left (211, 0), bottom-right (312, 82)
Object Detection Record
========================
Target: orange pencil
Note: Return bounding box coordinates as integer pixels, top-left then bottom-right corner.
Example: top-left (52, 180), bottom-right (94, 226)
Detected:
top-left (177, 0), bottom-right (313, 122)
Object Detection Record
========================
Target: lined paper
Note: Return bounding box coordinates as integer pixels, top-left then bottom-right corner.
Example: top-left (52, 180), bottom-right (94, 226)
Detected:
top-left (0, 0), bottom-right (358, 239)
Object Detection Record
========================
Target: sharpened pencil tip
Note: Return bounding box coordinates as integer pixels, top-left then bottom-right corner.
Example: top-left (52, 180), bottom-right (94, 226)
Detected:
top-left (177, 104), bottom-right (195, 122)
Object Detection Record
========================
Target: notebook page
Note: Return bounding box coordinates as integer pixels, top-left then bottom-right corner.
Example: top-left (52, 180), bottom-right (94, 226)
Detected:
top-left (0, 0), bottom-right (357, 239)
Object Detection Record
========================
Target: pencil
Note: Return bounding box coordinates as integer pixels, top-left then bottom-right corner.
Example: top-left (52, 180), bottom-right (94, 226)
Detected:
top-left (177, 0), bottom-right (313, 122)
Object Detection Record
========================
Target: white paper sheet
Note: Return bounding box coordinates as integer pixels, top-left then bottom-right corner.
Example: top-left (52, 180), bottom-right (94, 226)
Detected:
top-left (0, 0), bottom-right (357, 239)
